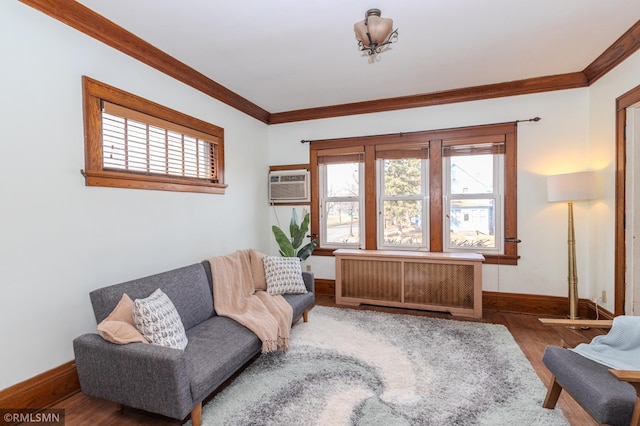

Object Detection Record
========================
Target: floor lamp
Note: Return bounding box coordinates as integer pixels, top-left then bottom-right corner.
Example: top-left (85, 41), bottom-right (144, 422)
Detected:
top-left (547, 171), bottom-right (596, 320)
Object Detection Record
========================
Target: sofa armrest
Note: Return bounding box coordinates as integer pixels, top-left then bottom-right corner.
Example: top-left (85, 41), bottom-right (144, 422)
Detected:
top-left (302, 271), bottom-right (314, 293)
top-left (610, 370), bottom-right (640, 383)
top-left (73, 333), bottom-right (194, 420)
top-left (538, 318), bottom-right (614, 328)
top-left (610, 370), bottom-right (640, 425)
top-left (610, 369), bottom-right (640, 392)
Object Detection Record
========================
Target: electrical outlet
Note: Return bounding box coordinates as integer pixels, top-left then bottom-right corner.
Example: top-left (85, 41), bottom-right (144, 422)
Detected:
top-left (601, 290), bottom-right (607, 304)
top-left (306, 265), bottom-right (312, 272)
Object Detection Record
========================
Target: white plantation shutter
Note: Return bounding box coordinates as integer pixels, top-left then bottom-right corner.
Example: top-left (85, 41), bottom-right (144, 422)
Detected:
top-left (102, 101), bottom-right (219, 182)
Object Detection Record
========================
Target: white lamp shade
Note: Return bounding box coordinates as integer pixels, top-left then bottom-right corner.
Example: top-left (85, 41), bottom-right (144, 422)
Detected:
top-left (547, 171), bottom-right (597, 202)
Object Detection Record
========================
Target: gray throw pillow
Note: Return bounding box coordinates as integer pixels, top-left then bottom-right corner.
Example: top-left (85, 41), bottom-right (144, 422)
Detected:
top-left (133, 289), bottom-right (188, 350)
top-left (263, 256), bottom-right (308, 295)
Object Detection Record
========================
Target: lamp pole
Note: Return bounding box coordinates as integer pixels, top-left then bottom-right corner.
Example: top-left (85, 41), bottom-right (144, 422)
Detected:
top-left (546, 170), bottom-right (597, 324)
top-left (567, 201), bottom-right (579, 320)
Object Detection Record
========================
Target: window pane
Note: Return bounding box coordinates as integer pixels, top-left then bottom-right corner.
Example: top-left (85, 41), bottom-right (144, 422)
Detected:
top-left (448, 199), bottom-right (496, 248)
top-left (450, 155), bottom-right (493, 194)
top-left (326, 163), bottom-right (359, 197)
top-left (383, 159), bottom-right (421, 195)
top-left (382, 200), bottom-right (423, 246)
top-left (325, 201), bottom-right (360, 244)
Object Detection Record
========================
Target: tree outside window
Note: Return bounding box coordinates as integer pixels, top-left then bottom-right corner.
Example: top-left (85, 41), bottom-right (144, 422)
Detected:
top-left (379, 158), bottom-right (427, 248)
top-left (309, 122), bottom-right (518, 265)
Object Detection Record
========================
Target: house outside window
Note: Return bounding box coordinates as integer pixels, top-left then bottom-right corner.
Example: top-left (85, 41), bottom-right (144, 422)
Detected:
top-left (309, 123), bottom-right (518, 265)
top-left (444, 151), bottom-right (504, 253)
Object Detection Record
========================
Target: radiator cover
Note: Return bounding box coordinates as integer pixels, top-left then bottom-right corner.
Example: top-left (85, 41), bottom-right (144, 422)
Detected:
top-left (335, 249), bottom-right (484, 318)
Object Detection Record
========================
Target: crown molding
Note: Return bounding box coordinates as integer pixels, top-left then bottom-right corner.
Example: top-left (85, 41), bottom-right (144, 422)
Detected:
top-left (270, 19), bottom-right (640, 123)
top-left (583, 19), bottom-right (640, 84)
top-left (269, 73), bottom-right (588, 124)
top-left (19, 0), bottom-right (271, 124)
top-left (19, 1), bottom-right (640, 124)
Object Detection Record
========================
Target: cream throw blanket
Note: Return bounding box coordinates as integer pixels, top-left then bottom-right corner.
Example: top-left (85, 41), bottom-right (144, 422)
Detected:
top-left (208, 249), bottom-right (293, 352)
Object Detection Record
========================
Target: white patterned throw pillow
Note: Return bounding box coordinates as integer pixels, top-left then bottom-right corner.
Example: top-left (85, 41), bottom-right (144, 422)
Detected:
top-left (263, 256), bottom-right (308, 295)
top-left (133, 289), bottom-right (188, 350)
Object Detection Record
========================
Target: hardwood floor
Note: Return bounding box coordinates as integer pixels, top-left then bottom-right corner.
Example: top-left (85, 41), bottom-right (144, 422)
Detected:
top-left (48, 296), bottom-right (597, 425)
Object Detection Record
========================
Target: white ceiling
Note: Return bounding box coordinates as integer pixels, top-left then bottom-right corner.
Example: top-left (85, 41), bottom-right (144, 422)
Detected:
top-left (77, 0), bottom-right (640, 113)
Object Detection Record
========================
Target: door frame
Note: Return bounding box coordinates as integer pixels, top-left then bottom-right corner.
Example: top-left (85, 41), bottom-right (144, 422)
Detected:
top-left (615, 84), bottom-right (640, 315)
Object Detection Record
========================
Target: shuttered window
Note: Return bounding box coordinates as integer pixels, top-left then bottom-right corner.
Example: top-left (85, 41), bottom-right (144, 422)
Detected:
top-left (82, 77), bottom-right (226, 194)
top-left (102, 102), bottom-right (219, 182)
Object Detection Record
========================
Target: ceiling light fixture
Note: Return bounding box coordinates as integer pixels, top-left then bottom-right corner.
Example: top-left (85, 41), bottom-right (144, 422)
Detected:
top-left (354, 8), bottom-right (398, 56)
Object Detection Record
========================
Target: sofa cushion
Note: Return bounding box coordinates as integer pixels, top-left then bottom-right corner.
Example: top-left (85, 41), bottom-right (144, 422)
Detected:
top-left (97, 294), bottom-right (147, 344)
top-left (90, 263), bottom-right (214, 330)
top-left (133, 289), bottom-right (188, 350)
top-left (283, 292), bottom-right (315, 321)
top-left (184, 316), bottom-right (262, 402)
top-left (263, 256), bottom-right (307, 295)
top-left (543, 345), bottom-right (635, 426)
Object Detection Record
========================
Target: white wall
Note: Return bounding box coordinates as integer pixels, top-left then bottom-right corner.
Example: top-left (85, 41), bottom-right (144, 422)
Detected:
top-left (268, 89), bottom-right (597, 298)
top-left (0, 2), bottom-right (270, 390)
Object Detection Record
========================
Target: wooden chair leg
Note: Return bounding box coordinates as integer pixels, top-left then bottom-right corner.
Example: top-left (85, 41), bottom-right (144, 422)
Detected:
top-left (303, 311), bottom-right (308, 322)
top-left (543, 375), bottom-right (563, 409)
top-left (191, 402), bottom-right (202, 426)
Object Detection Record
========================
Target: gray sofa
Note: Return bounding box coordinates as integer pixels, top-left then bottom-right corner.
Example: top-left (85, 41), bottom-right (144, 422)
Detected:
top-left (73, 260), bottom-right (314, 426)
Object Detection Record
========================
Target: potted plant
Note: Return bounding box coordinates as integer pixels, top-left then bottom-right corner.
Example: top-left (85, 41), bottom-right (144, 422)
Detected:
top-left (272, 208), bottom-right (317, 260)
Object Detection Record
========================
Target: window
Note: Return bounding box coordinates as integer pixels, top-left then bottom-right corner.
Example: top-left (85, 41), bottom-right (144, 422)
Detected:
top-left (317, 148), bottom-right (365, 248)
top-left (443, 144), bottom-right (504, 253)
top-left (377, 155), bottom-right (429, 250)
top-left (309, 123), bottom-right (518, 265)
top-left (82, 76), bottom-right (226, 194)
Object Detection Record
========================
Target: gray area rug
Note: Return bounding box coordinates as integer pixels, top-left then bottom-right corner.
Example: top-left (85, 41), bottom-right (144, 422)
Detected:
top-left (197, 306), bottom-right (567, 425)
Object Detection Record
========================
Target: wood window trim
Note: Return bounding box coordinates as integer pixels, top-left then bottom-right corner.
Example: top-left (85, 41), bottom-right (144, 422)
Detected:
top-left (81, 76), bottom-right (227, 194)
top-left (310, 123), bottom-right (519, 265)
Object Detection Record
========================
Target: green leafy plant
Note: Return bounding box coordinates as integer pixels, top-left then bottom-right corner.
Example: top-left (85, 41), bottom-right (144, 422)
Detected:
top-left (272, 208), bottom-right (317, 260)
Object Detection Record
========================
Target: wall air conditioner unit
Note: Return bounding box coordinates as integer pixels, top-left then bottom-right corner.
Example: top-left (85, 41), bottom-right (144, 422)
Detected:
top-left (268, 170), bottom-right (310, 203)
